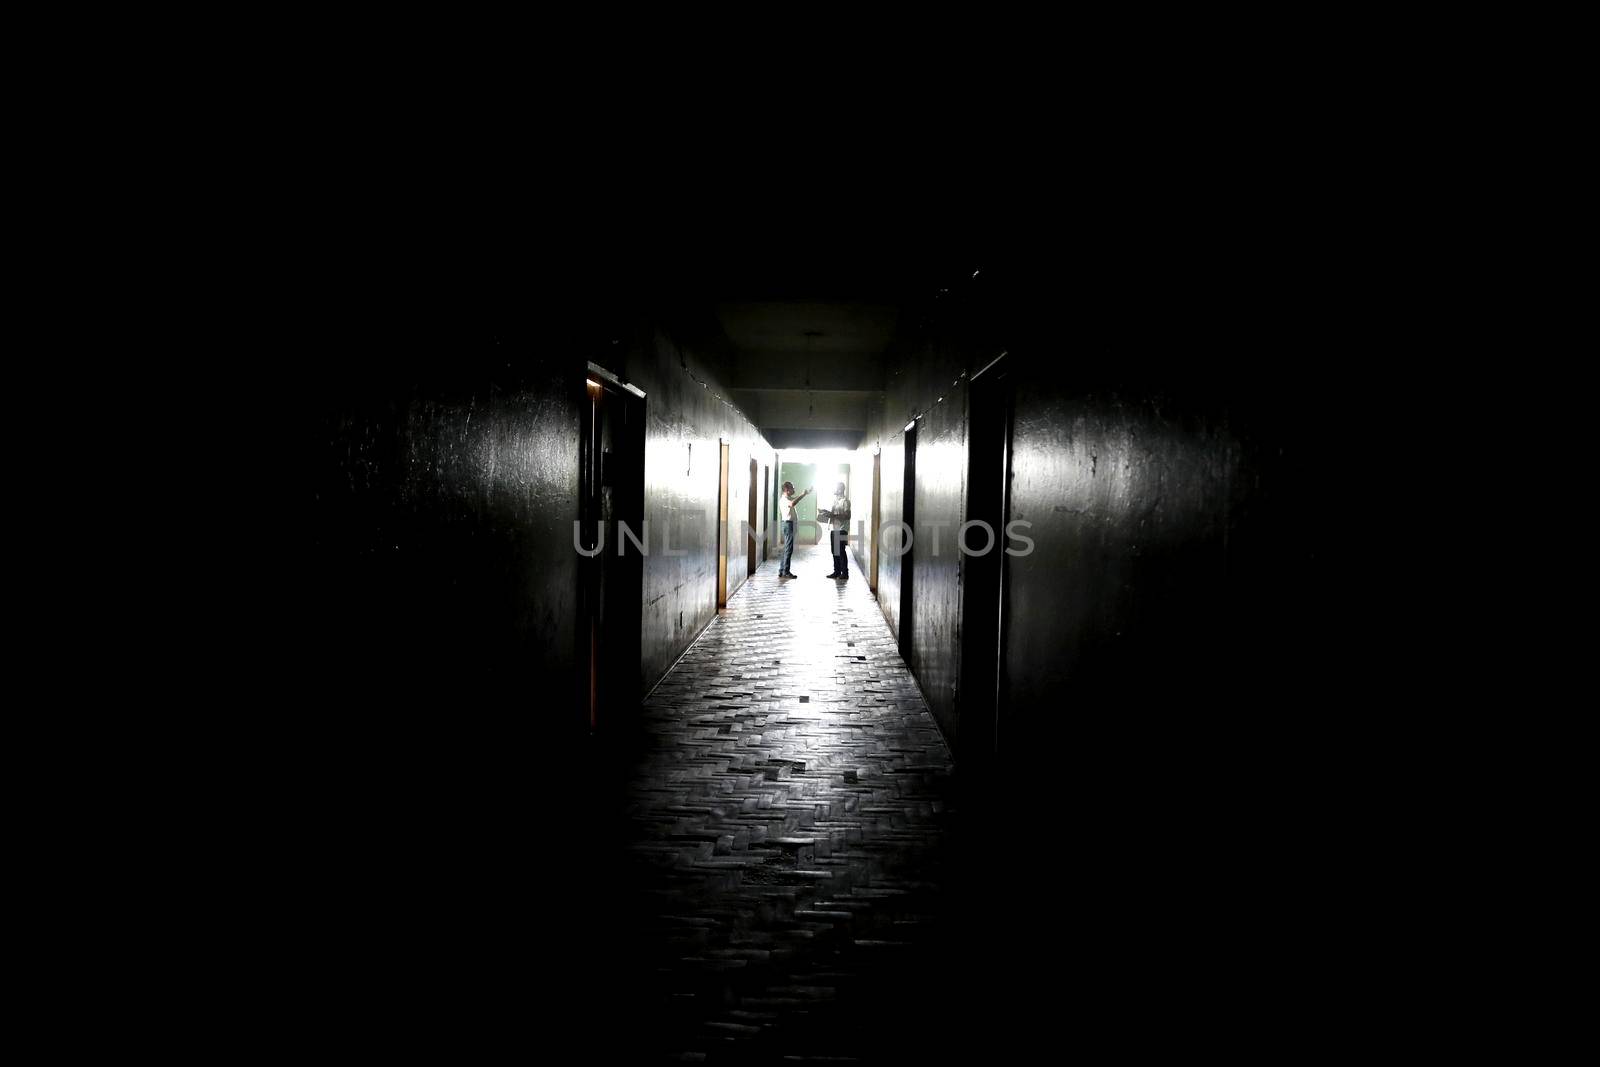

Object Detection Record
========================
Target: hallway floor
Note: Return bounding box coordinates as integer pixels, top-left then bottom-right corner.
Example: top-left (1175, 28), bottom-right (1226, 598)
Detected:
top-left (600, 543), bottom-right (957, 1064)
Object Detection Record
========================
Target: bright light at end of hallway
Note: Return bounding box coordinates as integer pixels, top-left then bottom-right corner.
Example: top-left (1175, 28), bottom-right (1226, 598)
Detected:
top-left (776, 448), bottom-right (858, 467)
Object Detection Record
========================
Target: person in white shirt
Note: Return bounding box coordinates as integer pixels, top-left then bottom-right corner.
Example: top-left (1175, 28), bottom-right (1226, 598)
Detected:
top-left (826, 481), bottom-right (851, 580)
top-left (778, 481), bottom-right (811, 579)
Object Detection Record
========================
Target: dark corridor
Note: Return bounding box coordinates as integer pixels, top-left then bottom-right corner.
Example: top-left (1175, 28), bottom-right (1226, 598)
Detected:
top-left (299, 254), bottom-right (1355, 1060)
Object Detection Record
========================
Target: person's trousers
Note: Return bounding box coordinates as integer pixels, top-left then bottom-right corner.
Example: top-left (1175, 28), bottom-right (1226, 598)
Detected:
top-left (780, 520), bottom-right (796, 574)
top-left (830, 528), bottom-right (848, 577)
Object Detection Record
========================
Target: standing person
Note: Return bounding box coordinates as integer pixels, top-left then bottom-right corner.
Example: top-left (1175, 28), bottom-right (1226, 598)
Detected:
top-left (778, 481), bottom-right (811, 579)
top-left (825, 481), bottom-right (851, 579)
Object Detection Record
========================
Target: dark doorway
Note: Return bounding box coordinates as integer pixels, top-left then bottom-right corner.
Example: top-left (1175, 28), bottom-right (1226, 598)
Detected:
top-left (579, 362), bottom-right (645, 734)
top-left (717, 441), bottom-right (730, 609)
top-left (748, 458), bottom-right (758, 577)
top-left (960, 354), bottom-right (1013, 761)
top-left (761, 465), bottom-right (769, 562)
top-left (898, 421), bottom-right (918, 662)
top-left (870, 451), bottom-right (881, 592)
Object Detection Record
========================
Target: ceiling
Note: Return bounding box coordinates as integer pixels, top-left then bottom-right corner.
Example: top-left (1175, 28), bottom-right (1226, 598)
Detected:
top-left (641, 255), bottom-right (980, 449)
top-left (714, 299), bottom-right (900, 449)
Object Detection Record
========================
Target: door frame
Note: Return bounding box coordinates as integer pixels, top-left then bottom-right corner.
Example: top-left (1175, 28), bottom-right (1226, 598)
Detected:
top-left (747, 458), bottom-right (758, 576)
top-left (870, 449), bottom-right (881, 592)
top-left (959, 352), bottom-right (1013, 760)
top-left (578, 361), bottom-right (645, 735)
top-left (898, 419), bottom-right (918, 661)
top-left (717, 440), bottom-right (730, 609)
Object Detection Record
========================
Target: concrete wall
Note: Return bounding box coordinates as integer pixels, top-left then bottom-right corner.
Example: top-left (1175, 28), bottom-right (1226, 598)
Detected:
top-left (299, 298), bottom-right (775, 1041)
top-left (853, 270), bottom-right (1346, 1043)
top-left (306, 346), bottom-right (585, 716)
top-left (1005, 383), bottom-right (1245, 743)
top-left (306, 316), bottom-right (771, 714)
top-left (860, 270), bottom-right (1328, 759)
top-left (299, 334), bottom-right (591, 1019)
top-left (862, 331), bottom-right (974, 742)
top-left (620, 325), bottom-right (776, 695)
